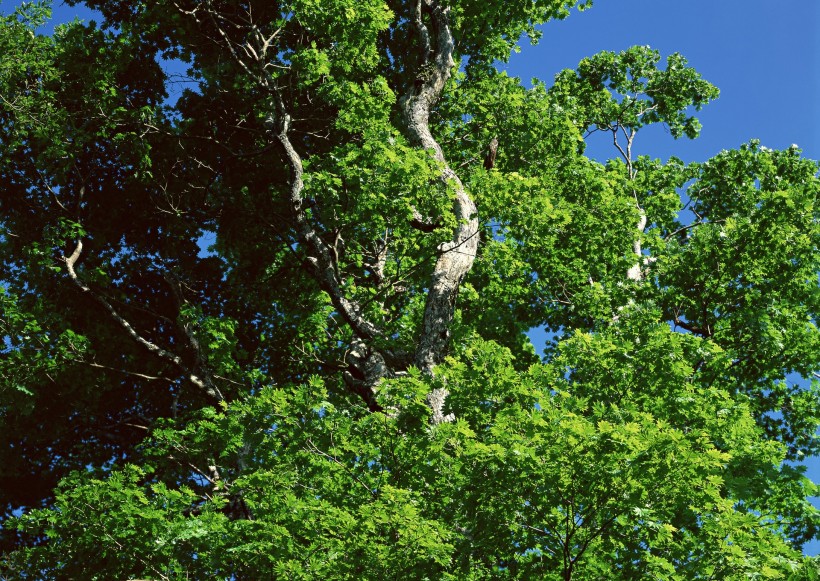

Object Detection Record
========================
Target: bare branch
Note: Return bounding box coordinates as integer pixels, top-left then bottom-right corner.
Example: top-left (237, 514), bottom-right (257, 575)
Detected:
top-left (662, 218), bottom-right (723, 242)
top-left (62, 240), bottom-right (223, 401)
top-left (83, 360), bottom-right (175, 383)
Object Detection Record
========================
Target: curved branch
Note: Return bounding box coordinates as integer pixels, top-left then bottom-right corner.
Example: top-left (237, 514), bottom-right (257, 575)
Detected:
top-left (174, 3), bottom-right (389, 408)
top-left (270, 99), bottom-right (382, 342)
top-left (400, 0), bottom-right (479, 378)
top-left (62, 240), bottom-right (223, 401)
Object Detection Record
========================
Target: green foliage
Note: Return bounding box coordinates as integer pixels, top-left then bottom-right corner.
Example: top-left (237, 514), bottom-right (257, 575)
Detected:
top-left (550, 45), bottom-right (720, 139)
top-left (4, 343), bottom-right (816, 578)
top-left (1, 0), bottom-right (818, 577)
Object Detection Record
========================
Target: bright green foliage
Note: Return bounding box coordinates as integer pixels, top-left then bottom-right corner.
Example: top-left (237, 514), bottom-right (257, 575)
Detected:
top-left (1, 0), bottom-right (819, 578)
top-left (550, 46), bottom-right (720, 139)
top-left (5, 340), bottom-right (816, 578)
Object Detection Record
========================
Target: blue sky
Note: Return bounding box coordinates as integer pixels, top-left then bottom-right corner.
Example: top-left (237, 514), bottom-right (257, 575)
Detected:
top-left (504, 0), bottom-right (819, 165)
top-left (11, 0), bottom-right (820, 556)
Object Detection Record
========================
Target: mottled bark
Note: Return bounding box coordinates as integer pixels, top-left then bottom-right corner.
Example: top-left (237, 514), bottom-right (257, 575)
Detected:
top-left (343, 338), bottom-right (390, 412)
top-left (400, 0), bottom-right (479, 375)
top-left (399, 0), bottom-right (479, 423)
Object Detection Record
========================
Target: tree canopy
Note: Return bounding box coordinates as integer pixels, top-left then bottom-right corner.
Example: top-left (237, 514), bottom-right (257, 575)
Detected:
top-left (1, 0), bottom-right (819, 578)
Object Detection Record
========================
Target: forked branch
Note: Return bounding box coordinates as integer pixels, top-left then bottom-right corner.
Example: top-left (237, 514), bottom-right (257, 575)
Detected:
top-left (63, 240), bottom-right (223, 401)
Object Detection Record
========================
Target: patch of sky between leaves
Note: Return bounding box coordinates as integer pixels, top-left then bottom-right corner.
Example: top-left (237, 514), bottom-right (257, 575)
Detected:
top-left (161, 55), bottom-right (200, 107)
top-left (197, 229), bottom-right (217, 259)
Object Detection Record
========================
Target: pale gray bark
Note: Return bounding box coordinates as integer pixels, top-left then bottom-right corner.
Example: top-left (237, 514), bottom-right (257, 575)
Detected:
top-left (185, 3), bottom-right (391, 406)
top-left (342, 338), bottom-right (391, 411)
top-left (63, 240), bottom-right (223, 401)
top-left (400, 0), bottom-right (479, 376)
top-left (398, 0), bottom-right (479, 424)
top-left (611, 125), bottom-right (651, 283)
top-left (175, 1), bottom-right (479, 421)
top-left (270, 100), bottom-right (390, 408)
top-left (271, 104), bottom-right (382, 343)
top-left (626, 210), bottom-right (647, 282)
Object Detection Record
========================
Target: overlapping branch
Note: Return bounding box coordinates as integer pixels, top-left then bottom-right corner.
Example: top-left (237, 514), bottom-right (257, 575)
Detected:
top-left (172, 0), bottom-right (480, 421)
top-left (63, 240), bottom-right (223, 401)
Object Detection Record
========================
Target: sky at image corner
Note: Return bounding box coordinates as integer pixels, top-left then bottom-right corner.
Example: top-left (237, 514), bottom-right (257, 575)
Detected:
top-left (501, 0), bottom-right (820, 166)
top-left (7, 0), bottom-right (820, 556)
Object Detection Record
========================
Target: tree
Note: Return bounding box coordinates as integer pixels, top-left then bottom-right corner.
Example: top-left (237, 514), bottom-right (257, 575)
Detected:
top-left (1, 0), bottom-right (819, 577)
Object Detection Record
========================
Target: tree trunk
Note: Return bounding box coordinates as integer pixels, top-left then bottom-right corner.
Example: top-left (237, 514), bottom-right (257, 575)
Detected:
top-left (399, 0), bottom-right (479, 423)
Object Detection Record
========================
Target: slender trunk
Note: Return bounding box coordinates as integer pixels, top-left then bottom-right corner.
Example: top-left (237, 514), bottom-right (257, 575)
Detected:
top-left (626, 210), bottom-right (647, 281)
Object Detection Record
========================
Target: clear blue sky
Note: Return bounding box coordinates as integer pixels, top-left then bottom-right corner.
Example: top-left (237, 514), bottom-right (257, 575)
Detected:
top-left (13, 0), bottom-right (820, 556)
top-left (504, 0), bottom-right (819, 165)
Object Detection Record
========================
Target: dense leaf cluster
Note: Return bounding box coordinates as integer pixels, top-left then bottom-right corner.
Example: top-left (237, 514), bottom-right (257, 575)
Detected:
top-left (1, 0), bottom-right (819, 578)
